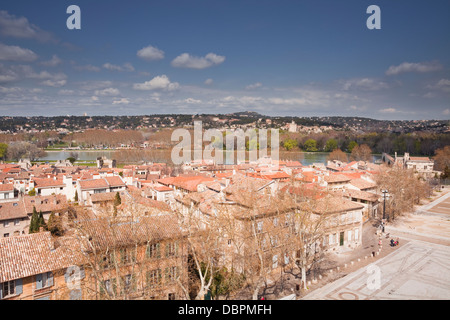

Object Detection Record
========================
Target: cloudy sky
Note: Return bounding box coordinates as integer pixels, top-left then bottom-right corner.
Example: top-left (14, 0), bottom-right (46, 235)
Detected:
top-left (0, 0), bottom-right (449, 120)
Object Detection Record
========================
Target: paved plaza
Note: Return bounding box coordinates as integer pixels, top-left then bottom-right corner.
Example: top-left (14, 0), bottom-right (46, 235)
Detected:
top-left (302, 240), bottom-right (450, 300)
top-left (302, 189), bottom-right (450, 300)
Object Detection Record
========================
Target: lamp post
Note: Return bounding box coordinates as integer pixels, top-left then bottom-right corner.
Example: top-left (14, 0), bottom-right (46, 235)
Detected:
top-left (382, 189), bottom-right (390, 221)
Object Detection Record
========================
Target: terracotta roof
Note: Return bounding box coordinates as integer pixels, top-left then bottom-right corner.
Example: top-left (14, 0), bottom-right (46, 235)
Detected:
top-left (0, 201), bottom-right (27, 221)
top-left (79, 179), bottom-right (109, 190)
top-left (408, 157), bottom-right (432, 162)
top-left (157, 175), bottom-right (214, 192)
top-left (153, 186), bottom-right (173, 192)
top-left (341, 189), bottom-right (379, 202)
top-left (0, 184), bottom-right (14, 192)
top-left (33, 178), bottom-right (65, 188)
top-left (285, 161), bottom-right (303, 167)
top-left (261, 172), bottom-right (291, 180)
top-left (104, 176), bottom-right (125, 187)
top-left (308, 196), bottom-right (364, 215)
top-left (324, 174), bottom-right (351, 183)
top-left (0, 232), bottom-right (84, 283)
top-left (349, 178), bottom-right (377, 190)
top-left (73, 215), bottom-right (183, 251)
top-left (23, 195), bottom-right (68, 214)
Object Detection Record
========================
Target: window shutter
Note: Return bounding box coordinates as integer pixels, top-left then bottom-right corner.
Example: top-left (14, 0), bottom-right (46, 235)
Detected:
top-left (47, 272), bottom-right (54, 287)
top-left (79, 266), bottom-right (85, 280)
top-left (36, 274), bottom-right (43, 289)
top-left (16, 279), bottom-right (23, 295)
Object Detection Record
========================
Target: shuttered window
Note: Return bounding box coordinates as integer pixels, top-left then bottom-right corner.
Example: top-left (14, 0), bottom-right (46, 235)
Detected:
top-left (0, 279), bottom-right (22, 299)
top-left (36, 272), bottom-right (54, 290)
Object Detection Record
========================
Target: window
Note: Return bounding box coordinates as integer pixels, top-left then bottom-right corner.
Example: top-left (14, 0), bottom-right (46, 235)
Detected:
top-left (147, 269), bottom-right (162, 288)
top-left (1, 279), bottom-right (22, 299)
top-left (165, 241), bottom-right (179, 258)
top-left (3, 220), bottom-right (9, 228)
top-left (2, 280), bottom-right (15, 298)
top-left (273, 217), bottom-right (279, 226)
top-left (256, 221), bottom-right (263, 233)
top-left (14, 219), bottom-right (20, 226)
top-left (168, 293), bottom-right (176, 300)
top-left (272, 255), bottom-right (278, 269)
top-left (146, 243), bottom-right (161, 259)
top-left (3, 233), bottom-right (9, 238)
top-left (285, 214), bottom-right (291, 227)
top-left (120, 248), bottom-right (136, 265)
top-left (100, 279), bottom-right (117, 297)
top-left (348, 230), bottom-right (352, 242)
top-left (121, 274), bottom-right (136, 294)
top-left (355, 228), bottom-right (359, 241)
top-left (329, 233), bottom-right (336, 245)
top-left (36, 272), bottom-right (53, 290)
top-left (165, 266), bottom-right (178, 283)
top-left (284, 253), bottom-right (290, 265)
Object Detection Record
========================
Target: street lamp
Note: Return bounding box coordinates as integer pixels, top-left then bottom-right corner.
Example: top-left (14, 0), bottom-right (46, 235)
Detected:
top-left (382, 189), bottom-right (390, 221)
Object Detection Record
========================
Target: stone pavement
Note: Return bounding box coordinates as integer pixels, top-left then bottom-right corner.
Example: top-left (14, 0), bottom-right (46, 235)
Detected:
top-left (302, 240), bottom-right (450, 300)
top-left (302, 188), bottom-right (450, 300)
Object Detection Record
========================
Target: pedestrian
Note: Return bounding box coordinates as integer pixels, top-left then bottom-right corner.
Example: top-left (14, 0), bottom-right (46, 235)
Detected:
top-left (396, 238), bottom-right (399, 246)
top-left (378, 239), bottom-right (382, 247)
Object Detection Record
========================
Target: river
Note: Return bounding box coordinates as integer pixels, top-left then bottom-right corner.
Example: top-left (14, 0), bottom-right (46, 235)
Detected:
top-left (39, 150), bottom-right (382, 166)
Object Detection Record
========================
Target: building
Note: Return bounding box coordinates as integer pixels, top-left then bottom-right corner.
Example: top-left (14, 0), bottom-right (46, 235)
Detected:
top-left (1, 214), bottom-right (189, 300)
top-left (0, 184), bottom-right (15, 201)
top-left (314, 196), bottom-right (365, 253)
top-left (0, 232), bottom-right (83, 300)
top-left (0, 201), bottom-right (28, 238)
top-left (77, 176), bottom-right (126, 205)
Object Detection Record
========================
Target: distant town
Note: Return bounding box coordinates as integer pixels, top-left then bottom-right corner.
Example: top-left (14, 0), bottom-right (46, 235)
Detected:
top-left (0, 112), bottom-right (449, 134)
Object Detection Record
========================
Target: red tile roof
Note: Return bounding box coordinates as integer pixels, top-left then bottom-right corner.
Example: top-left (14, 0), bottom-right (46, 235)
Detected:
top-left (0, 201), bottom-right (27, 221)
top-left (0, 184), bottom-right (14, 192)
top-left (0, 232), bottom-right (83, 283)
top-left (79, 179), bottom-right (109, 190)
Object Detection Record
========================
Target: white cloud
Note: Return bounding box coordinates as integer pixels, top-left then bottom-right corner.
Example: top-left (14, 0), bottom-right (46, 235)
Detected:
top-left (386, 61), bottom-right (442, 76)
top-left (443, 109), bottom-right (450, 116)
top-left (133, 75), bottom-right (179, 91)
top-left (41, 55), bottom-right (62, 67)
top-left (74, 64), bottom-right (101, 72)
top-left (184, 98), bottom-right (202, 104)
top-left (41, 79), bottom-right (67, 87)
top-left (204, 78), bottom-right (213, 85)
top-left (103, 62), bottom-right (134, 72)
top-left (427, 79), bottom-right (450, 93)
top-left (171, 52), bottom-right (225, 69)
top-left (0, 43), bottom-right (38, 61)
top-left (245, 82), bottom-right (263, 90)
top-left (94, 87), bottom-right (120, 96)
top-left (379, 108), bottom-right (397, 113)
top-left (342, 78), bottom-right (389, 91)
top-left (58, 89), bottom-right (75, 95)
top-left (0, 10), bottom-right (55, 42)
top-left (137, 45), bottom-right (164, 61)
top-left (112, 98), bottom-right (130, 105)
top-left (0, 63), bottom-right (20, 83)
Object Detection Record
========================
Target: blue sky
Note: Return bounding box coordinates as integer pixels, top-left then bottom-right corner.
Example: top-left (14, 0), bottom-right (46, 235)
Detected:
top-left (0, 0), bottom-right (449, 119)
